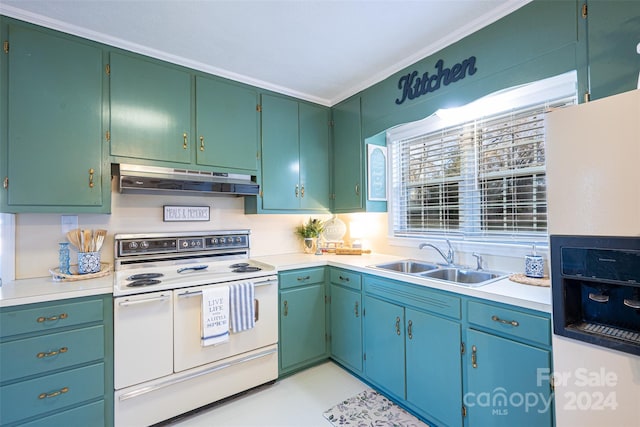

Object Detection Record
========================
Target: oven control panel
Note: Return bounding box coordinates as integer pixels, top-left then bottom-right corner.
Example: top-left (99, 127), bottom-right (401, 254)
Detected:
top-left (117, 232), bottom-right (250, 257)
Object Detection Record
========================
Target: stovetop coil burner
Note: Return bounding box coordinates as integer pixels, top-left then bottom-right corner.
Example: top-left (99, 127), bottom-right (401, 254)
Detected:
top-left (127, 273), bottom-right (164, 281)
top-left (230, 263), bottom-right (250, 268)
top-left (127, 279), bottom-right (162, 287)
top-left (232, 266), bottom-right (262, 273)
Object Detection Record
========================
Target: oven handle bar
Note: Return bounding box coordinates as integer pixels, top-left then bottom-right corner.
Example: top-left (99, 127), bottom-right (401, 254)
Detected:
top-left (118, 347), bottom-right (278, 402)
top-left (176, 277), bottom-right (278, 298)
top-left (117, 294), bottom-right (171, 306)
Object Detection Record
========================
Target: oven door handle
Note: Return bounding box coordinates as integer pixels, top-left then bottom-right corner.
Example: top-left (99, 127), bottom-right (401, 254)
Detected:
top-left (118, 294), bottom-right (171, 306)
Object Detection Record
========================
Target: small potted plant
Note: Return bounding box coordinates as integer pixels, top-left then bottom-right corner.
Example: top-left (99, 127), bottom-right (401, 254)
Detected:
top-left (295, 218), bottom-right (325, 254)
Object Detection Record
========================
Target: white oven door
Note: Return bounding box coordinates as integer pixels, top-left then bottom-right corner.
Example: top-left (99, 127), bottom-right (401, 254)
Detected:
top-left (173, 276), bottom-right (278, 372)
top-left (114, 291), bottom-right (173, 389)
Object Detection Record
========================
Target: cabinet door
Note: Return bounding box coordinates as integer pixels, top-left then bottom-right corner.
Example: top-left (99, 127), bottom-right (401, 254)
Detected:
top-left (195, 77), bottom-right (258, 172)
top-left (6, 25), bottom-right (103, 208)
top-left (299, 103), bottom-right (330, 210)
top-left (279, 284), bottom-right (326, 371)
top-left (466, 329), bottom-right (553, 427)
top-left (330, 284), bottom-right (362, 372)
top-left (332, 96), bottom-right (363, 212)
top-left (363, 295), bottom-right (404, 398)
top-left (110, 52), bottom-right (191, 163)
top-left (261, 95), bottom-right (299, 210)
top-left (406, 308), bottom-right (462, 427)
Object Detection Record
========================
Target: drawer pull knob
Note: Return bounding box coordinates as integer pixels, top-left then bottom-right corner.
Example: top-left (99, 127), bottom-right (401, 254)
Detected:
top-left (297, 276), bottom-right (311, 281)
top-left (38, 387), bottom-right (69, 399)
top-left (36, 313), bottom-right (68, 323)
top-left (37, 347), bottom-right (68, 359)
top-left (491, 315), bottom-right (519, 327)
top-left (339, 275), bottom-right (350, 282)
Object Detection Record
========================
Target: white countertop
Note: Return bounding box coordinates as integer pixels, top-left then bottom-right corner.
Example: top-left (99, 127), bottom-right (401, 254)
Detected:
top-left (0, 274), bottom-right (113, 308)
top-left (1, 252), bottom-right (551, 313)
top-left (254, 252), bottom-right (552, 313)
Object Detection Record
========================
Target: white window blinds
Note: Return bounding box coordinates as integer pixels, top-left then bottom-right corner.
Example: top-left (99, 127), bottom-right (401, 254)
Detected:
top-left (390, 94), bottom-right (576, 240)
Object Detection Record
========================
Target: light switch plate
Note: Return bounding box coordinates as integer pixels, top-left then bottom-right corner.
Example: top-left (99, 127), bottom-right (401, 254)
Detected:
top-left (61, 215), bottom-right (78, 234)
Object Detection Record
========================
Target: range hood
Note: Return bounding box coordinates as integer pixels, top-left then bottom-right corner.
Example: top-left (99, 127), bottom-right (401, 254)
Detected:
top-left (113, 164), bottom-right (259, 196)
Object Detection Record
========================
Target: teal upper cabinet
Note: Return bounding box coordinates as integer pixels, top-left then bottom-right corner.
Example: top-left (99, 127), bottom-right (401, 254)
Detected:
top-left (249, 94), bottom-right (329, 213)
top-left (332, 96), bottom-right (363, 212)
top-left (2, 23), bottom-right (108, 213)
top-left (586, 0), bottom-right (640, 100)
top-left (109, 52), bottom-right (191, 164)
top-left (195, 76), bottom-right (259, 173)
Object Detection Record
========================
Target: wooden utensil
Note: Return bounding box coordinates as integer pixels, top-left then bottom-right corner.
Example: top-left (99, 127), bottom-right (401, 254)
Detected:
top-left (335, 248), bottom-right (372, 255)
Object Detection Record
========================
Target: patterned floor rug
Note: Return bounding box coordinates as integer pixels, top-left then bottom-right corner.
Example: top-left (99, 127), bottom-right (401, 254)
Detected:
top-left (323, 389), bottom-right (429, 427)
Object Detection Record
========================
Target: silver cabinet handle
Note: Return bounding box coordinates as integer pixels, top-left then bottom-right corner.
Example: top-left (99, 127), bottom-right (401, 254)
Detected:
top-left (118, 294), bottom-right (170, 306)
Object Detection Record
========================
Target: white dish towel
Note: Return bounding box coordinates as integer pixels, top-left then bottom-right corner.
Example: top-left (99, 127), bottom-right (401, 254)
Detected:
top-left (201, 286), bottom-right (230, 346)
top-left (229, 282), bottom-right (255, 333)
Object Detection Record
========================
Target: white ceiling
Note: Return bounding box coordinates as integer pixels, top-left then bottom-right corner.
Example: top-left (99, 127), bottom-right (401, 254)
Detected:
top-left (0, 0), bottom-right (531, 106)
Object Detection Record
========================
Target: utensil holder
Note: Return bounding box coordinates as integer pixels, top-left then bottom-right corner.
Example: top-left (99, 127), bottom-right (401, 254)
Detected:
top-left (78, 251), bottom-right (101, 274)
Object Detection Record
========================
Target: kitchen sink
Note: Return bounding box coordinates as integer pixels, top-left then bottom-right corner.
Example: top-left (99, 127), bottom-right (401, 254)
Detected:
top-left (370, 259), bottom-right (508, 287)
top-left (420, 268), bottom-right (507, 286)
top-left (372, 260), bottom-right (439, 274)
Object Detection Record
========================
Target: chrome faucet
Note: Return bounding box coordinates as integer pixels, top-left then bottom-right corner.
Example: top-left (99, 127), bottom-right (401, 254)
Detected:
top-left (472, 253), bottom-right (483, 270)
top-left (419, 240), bottom-right (454, 265)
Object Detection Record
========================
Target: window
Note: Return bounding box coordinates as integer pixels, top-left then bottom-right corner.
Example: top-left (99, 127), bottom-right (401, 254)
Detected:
top-left (388, 72), bottom-right (577, 242)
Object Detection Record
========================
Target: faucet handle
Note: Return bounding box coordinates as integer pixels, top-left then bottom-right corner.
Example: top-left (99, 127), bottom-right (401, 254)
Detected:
top-left (472, 253), bottom-right (483, 270)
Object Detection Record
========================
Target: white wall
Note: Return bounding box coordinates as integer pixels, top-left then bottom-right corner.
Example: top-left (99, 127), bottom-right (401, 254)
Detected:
top-left (13, 185), bottom-right (332, 279)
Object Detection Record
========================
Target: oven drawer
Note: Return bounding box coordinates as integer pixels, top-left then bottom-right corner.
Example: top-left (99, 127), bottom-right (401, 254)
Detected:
top-left (1, 325), bottom-right (104, 383)
top-left (0, 299), bottom-right (104, 338)
top-left (280, 267), bottom-right (325, 289)
top-left (0, 362), bottom-right (104, 425)
top-left (468, 300), bottom-right (551, 346)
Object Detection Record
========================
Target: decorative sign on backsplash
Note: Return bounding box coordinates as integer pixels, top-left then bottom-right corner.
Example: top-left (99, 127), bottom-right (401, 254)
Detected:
top-left (395, 56), bottom-right (478, 105)
top-left (163, 205), bottom-right (210, 222)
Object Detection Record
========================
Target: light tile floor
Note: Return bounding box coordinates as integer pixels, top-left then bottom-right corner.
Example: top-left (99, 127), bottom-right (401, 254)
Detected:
top-left (162, 361), bottom-right (368, 427)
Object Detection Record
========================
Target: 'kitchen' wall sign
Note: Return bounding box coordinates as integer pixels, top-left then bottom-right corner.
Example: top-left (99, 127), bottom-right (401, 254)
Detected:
top-left (395, 56), bottom-right (478, 105)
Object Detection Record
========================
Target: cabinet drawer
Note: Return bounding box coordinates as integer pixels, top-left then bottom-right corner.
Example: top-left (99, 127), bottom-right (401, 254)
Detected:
top-left (20, 400), bottom-right (104, 427)
top-left (280, 267), bottom-right (325, 289)
top-left (0, 362), bottom-right (104, 425)
top-left (1, 325), bottom-right (104, 383)
top-left (365, 276), bottom-right (461, 319)
top-left (0, 299), bottom-right (104, 338)
top-left (468, 301), bottom-right (551, 346)
top-left (330, 269), bottom-right (362, 290)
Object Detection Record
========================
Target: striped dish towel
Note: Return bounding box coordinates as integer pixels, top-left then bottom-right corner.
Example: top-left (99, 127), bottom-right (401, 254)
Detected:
top-left (229, 282), bottom-right (255, 333)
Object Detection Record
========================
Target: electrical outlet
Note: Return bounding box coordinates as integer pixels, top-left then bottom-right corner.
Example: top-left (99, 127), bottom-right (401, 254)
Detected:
top-left (61, 215), bottom-right (78, 234)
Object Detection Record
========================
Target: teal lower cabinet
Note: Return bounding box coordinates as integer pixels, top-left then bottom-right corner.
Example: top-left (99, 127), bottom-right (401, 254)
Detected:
top-left (363, 275), bottom-right (463, 426)
top-left (278, 267), bottom-right (328, 375)
top-left (464, 300), bottom-right (553, 427)
top-left (329, 268), bottom-right (363, 373)
top-left (0, 294), bottom-right (113, 427)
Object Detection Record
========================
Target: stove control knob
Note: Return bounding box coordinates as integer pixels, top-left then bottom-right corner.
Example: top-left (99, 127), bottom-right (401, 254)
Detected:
top-left (219, 238), bottom-right (226, 244)
top-left (235, 237), bottom-right (241, 243)
top-left (140, 241), bottom-right (149, 249)
top-left (128, 242), bottom-right (138, 249)
top-left (181, 241), bottom-right (189, 248)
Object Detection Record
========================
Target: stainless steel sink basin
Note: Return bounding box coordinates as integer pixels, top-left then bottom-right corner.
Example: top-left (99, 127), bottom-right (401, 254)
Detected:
top-left (420, 268), bottom-right (506, 286)
top-left (372, 260), bottom-right (439, 274)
